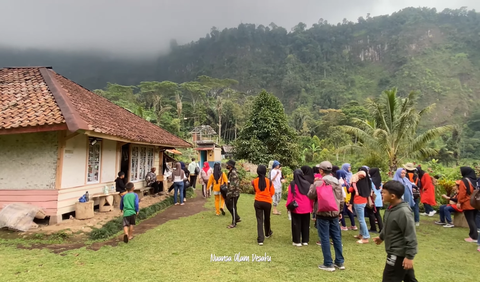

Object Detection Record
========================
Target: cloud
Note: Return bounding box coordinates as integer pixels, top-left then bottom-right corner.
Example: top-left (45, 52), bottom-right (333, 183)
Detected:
top-left (0, 0), bottom-right (478, 56)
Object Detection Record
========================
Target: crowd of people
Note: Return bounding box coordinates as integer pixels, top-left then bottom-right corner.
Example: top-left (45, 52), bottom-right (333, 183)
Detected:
top-left (113, 156), bottom-right (480, 280)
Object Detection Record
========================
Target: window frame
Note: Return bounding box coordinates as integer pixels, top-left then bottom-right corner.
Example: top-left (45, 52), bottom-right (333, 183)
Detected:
top-left (130, 145), bottom-right (155, 182)
top-left (86, 139), bottom-right (102, 184)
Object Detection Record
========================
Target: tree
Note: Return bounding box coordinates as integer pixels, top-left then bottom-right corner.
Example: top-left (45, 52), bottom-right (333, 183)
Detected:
top-left (341, 88), bottom-right (452, 174)
top-left (235, 90), bottom-right (299, 167)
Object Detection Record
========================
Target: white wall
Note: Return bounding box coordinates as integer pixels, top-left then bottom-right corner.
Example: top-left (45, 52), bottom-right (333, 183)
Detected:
top-left (0, 132), bottom-right (58, 190)
top-left (61, 134), bottom-right (87, 188)
top-left (101, 139), bottom-right (116, 183)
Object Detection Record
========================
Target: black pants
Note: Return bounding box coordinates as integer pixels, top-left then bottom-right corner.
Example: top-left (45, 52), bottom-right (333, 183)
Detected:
top-left (190, 175), bottom-right (197, 189)
top-left (464, 209), bottom-right (479, 240)
top-left (254, 200), bottom-right (272, 243)
top-left (150, 182), bottom-right (163, 194)
top-left (291, 212), bottom-right (310, 244)
top-left (382, 255), bottom-right (417, 282)
top-left (367, 207), bottom-right (383, 232)
top-left (226, 195), bottom-right (240, 226)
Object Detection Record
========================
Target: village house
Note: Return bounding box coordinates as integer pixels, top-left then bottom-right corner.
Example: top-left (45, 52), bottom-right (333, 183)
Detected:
top-left (0, 67), bottom-right (191, 224)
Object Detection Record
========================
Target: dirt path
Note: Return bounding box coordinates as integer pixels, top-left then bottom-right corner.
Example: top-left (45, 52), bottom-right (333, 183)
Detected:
top-left (17, 190), bottom-right (208, 253)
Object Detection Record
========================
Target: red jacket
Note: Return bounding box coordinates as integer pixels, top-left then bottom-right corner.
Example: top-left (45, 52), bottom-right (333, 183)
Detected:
top-left (420, 173), bottom-right (436, 206)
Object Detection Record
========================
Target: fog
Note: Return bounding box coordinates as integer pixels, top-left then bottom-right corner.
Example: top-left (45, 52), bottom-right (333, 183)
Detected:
top-left (1, 0), bottom-right (479, 56)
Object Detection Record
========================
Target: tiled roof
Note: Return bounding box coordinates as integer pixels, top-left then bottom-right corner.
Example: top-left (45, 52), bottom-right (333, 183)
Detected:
top-left (0, 68), bottom-right (65, 129)
top-left (0, 67), bottom-right (191, 148)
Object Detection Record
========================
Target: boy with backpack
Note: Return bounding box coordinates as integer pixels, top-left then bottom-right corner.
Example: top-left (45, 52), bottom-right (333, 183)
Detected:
top-left (307, 161), bottom-right (345, 272)
top-left (374, 180), bottom-right (418, 282)
top-left (120, 182), bottom-right (139, 243)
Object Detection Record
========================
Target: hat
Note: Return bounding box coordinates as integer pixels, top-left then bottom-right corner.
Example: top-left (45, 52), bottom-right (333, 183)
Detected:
top-left (319, 161), bottom-right (332, 171)
top-left (403, 163), bottom-right (416, 171)
top-left (272, 160), bottom-right (280, 169)
top-left (226, 160), bottom-right (236, 168)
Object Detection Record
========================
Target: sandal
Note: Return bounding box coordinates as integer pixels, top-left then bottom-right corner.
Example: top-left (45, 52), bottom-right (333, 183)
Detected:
top-left (227, 224), bottom-right (236, 229)
top-left (174, 203), bottom-right (179, 206)
top-left (356, 239), bottom-right (369, 244)
top-left (354, 235), bottom-right (363, 239)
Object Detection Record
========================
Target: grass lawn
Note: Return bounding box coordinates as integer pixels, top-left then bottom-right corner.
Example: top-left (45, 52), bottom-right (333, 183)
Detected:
top-left (0, 194), bottom-right (478, 282)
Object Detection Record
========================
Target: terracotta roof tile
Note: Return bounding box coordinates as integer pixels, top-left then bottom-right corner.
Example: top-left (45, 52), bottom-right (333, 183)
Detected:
top-left (0, 68), bottom-right (66, 130)
top-left (0, 67), bottom-right (190, 148)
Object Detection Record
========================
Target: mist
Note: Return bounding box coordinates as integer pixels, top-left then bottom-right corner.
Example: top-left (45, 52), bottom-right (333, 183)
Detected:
top-left (1, 0), bottom-right (479, 57)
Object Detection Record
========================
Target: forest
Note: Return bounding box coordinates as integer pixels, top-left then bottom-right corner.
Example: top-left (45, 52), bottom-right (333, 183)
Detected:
top-left (1, 7), bottom-right (480, 167)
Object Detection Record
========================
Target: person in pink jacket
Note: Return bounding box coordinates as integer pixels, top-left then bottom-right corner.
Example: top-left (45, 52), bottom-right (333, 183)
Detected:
top-left (286, 169), bottom-right (314, 246)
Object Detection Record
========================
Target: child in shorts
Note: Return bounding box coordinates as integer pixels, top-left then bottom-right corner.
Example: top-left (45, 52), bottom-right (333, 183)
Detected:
top-left (120, 182), bottom-right (139, 243)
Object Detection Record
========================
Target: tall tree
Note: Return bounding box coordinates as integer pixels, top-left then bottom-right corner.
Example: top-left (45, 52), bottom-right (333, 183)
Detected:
top-left (341, 88), bottom-right (452, 174)
top-left (235, 90), bottom-right (299, 167)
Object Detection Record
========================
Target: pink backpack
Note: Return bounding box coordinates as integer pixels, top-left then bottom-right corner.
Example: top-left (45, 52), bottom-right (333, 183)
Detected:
top-left (316, 180), bottom-right (339, 212)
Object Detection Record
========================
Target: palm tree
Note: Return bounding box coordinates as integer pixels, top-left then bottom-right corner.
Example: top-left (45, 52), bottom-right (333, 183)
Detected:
top-left (341, 88), bottom-right (452, 174)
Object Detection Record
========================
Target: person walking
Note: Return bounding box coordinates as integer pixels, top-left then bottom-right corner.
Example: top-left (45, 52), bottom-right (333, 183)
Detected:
top-left (200, 161), bottom-right (213, 198)
top-left (308, 161), bottom-right (345, 272)
top-left (207, 162), bottom-right (227, 215)
top-left (271, 160), bottom-right (283, 215)
top-left (286, 169), bottom-right (314, 247)
top-left (171, 162), bottom-right (186, 206)
top-left (226, 160), bottom-right (241, 229)
top-left (457, 166), bottom-right (478, 243)
top-left (349, 167), bottom-right (372, 244)
top-left (253, 165), bottom-right (275, 245)
top-left (188, 158), bottom-right (200, 190)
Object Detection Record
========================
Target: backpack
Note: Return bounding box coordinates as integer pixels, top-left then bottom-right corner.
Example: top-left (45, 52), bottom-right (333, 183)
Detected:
top-left (194, 165), bottom-right (200, 175)
top-left (316, 180), bottom-right (339, 212)
top-left (467, 179), bottom-right (480, 209)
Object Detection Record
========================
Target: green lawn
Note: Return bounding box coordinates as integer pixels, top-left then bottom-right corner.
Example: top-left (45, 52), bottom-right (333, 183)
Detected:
top-left (0, 194), bottom-right (478, 282)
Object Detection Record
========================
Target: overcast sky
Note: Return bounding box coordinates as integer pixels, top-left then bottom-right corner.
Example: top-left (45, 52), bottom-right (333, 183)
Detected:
top-left (1, 0), bottom-right (478, 56)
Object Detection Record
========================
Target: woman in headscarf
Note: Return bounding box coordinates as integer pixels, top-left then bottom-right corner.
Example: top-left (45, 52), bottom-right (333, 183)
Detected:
top-left (301, 166), bottom-right (315, 184)
top-left (200, 161), bottom-right (213, 198)
top-left (417, 166), bottom-right (437, 216)
top-left (207, 162), bottom-right (228, 215)
top-left (172, 162), bottom-right (186, 205)
top-left (342, 163), bottom-right (353, 184)
top-left (348, 167), bottom-right (372, 243)
top-left (286, 169), bottom-right (314, 246)
top-left (252, 165), bottom-right (275, 245)
top-left (337, 169), bottom-right (357, 231)
top-left (367, 168), bottom-right (383, 233)
top-left (457, 167), bottom-right (478, 243)
top-left (393, 168), bottom-right (417, 225)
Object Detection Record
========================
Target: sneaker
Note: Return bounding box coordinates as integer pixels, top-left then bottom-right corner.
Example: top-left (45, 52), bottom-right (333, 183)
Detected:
top-left (443, 224), bottom-right (454, 228)
top-left (318, 265), bottom-right (335, 272)
top-left (420, 212), bottom-right (428, 216)
top-left (334, 263), bottom-right (346, 270)
top-left (432, 210), bottom-right (437, 214)
top-left (220, 208), bottom-right (225, 216)
top-left (293, 243), bottom-right (302, 247)
top-left (302, 242), bottom-right (308, 246)
top-left (415, 222), bottom-right (420, 227)
top-left (123, 234), bottom-right (129, 243)
top-left (266, 231), bottom-right (273, 239)
top-left (350, 226), bottom-right (358, 231)
top-left (316, 241), bottom-right (322, 246)
top-left (258, 242), bottom-right (263, 246)
top-left (369, 229), bottom-right (379, 234)
top-left (428, 211), bottom-right (435, 217)
top-left (341, 226), bottom-right (349, 231)
top-left (435, 221), bottom-right (446, 225)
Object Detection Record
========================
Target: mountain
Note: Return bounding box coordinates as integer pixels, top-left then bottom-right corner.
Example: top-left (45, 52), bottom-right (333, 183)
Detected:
top-left (1, 7), bottom-right (480, 128)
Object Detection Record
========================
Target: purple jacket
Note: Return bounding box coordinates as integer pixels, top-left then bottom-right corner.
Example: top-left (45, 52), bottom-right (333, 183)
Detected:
top-left (286, 184), bottom-right (313, 214)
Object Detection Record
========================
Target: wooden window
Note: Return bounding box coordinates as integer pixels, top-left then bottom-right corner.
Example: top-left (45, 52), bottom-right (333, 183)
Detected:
top-left (130, 146), bottom-right (154, 182)
top-left (87, 140), bottom-right (102, 183)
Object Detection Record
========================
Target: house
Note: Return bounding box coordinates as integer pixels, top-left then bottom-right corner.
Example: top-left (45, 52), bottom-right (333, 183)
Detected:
top-left (0, 67), bottom-right (191, 224)
top-left (190, 125), bottom-right (222, 168)
top-left (221, 145), bottom-right (234, 159)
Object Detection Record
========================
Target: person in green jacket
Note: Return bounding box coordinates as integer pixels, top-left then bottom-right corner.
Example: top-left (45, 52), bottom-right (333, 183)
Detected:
top-left (374, 180), bottom-right (418, 282)
top-left (120, 182), bottom-right (139, 243)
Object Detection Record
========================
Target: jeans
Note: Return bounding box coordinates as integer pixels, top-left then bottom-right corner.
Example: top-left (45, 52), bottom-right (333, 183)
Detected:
top-left (424, 204), bottom-right (434, 214)
top-left (439, 205), bottom-right (455, 224)
top-left (316, 217), bottom-right (344, 266)
top-left (254, 201), bottom-right (272, 243)
top-left (413, 198), bottom-right (420, 223)
top-left (173, 181), bottom-right (184, 204)
top-left (464, 209), bottom-right (479, 240)
top-left (354, 203), bottom-right (370, 239)
top-left (340, 204), bottom-right (356, 227)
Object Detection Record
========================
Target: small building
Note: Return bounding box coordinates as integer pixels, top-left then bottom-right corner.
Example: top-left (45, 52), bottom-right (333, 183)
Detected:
top-left (190, 125), bottom-right (221, 167)
top-left (0, 67), bottom-right (191, 223)
top-left (221, 145), bottom-right (234, 159)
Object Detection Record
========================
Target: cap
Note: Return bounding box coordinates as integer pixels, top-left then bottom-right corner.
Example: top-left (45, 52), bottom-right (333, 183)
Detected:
top-left (319, 161), bottom-right (332, 171)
